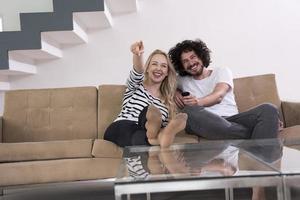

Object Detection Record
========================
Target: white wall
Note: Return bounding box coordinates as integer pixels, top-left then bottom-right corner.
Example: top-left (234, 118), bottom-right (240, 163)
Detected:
top-left (0, 0), bottom-right (52, 31)
top-left (1, 0), bottom-right (300, 115)
top-left (0, 16), bottom-right (2, 31)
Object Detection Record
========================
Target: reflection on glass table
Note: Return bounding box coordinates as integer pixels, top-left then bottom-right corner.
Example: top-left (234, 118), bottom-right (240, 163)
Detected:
top-left (115, 140), bottom-right (284, 200)
top-left (269, 139), bottom-right (300, 200)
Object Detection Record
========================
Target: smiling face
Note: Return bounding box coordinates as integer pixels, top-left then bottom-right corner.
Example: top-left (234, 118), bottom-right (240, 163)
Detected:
top-left (180, 50), bottom-right (204, 76)
top-left (146, 53), bottom-right (169, 84)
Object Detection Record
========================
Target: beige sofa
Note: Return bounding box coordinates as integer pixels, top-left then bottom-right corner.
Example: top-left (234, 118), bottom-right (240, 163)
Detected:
top-left (0, 74), bottom-right (300, 187)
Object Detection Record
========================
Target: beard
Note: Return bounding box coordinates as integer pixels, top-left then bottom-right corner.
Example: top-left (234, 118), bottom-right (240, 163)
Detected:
top-left (186, 63), bottom-right (204, 77)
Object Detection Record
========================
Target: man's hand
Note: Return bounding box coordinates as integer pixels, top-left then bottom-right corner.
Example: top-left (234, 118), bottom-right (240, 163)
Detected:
top-left (130, 41), bottom-right (144, 56)
top-left (174, 90), bottom-right (185, 109)
top-left (182, 94), bottom-right (200, 106)
top-left (278, 119), bottom-right (284, 132)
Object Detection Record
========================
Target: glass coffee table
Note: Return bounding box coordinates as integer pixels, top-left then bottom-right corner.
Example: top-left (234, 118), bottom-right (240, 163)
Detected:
top-left (115, 139), bottom-right (285, 200)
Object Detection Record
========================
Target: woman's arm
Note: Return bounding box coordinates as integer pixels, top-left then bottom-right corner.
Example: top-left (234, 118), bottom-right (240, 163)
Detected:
top-left (130, 41), bottom-right (144, 73)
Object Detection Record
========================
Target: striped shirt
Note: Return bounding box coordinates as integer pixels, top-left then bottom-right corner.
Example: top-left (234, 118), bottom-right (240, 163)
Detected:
top-left (115, 69), bottom-right (169, 127)
top-left (125, 156), bottom-right (149, 179)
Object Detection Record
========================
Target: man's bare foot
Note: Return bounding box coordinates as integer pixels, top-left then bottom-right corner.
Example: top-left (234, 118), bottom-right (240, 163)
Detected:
top-left (146, 105), bottom-right (162, 140)
top-left (159, 113), bottom-right (188, 148)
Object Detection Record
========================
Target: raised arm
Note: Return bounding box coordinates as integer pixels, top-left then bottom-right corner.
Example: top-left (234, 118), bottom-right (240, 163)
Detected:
top-left (130, 41), bottom-right (144, 73)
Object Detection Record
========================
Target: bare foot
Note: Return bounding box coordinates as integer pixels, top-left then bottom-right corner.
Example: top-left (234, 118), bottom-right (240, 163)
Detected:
top-left (252, 187), bottom-right (266, 200)
top-left (145, 105), bottom-right (162, 139)
top-left (147, 147), bottom-right (164, 174)
top-left (159, 113), bottom-right (187, 148)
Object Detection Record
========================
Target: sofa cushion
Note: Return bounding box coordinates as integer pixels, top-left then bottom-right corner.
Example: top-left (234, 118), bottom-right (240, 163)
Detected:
top-left (3, 87), bottom-right (98, 142)
top-left (280, 125), bottom-right (300, 144)
top-left (0, 139), bottom-right (93, 162)
top-left (0, 158), bottom-right (121, 186)
top-left (233, 74), bottom-right (282, 113)
top-left (173, 133), bottom-right (199, 144)
top-left (0, 116), bottom-right (2, 143)
top-left (92, 139), bottom-right (123, 158)
top-left (98, 85), bottom-right (126, 139)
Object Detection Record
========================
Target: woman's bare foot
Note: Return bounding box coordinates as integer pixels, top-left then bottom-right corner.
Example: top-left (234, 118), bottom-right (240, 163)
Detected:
top-left (145, 105), bottom-right (162, 140)
top-left (159, 113), bottom-right (188, 148)
top-left (147, 147), bottom-right (164, 174)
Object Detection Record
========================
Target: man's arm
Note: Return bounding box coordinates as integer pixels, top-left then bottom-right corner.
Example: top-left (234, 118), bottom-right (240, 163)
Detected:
top-left (183, 82), bottom-right (231, 107)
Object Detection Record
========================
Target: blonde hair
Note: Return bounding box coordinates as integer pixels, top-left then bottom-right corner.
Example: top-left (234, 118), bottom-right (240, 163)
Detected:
top-left (144, 49), bottom-right (177, 118)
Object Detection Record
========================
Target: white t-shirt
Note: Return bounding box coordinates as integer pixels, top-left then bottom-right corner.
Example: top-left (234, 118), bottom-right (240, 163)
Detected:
top-left (178, 67), bottom-right (238, 117)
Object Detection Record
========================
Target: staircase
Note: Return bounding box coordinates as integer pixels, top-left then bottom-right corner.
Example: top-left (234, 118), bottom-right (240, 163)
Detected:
top-left (0, 0), bottom-right (138, 91)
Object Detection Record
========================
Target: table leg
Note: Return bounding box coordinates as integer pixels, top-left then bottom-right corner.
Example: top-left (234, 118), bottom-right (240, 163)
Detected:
top-left (146, 192), bottom-right (151, 200)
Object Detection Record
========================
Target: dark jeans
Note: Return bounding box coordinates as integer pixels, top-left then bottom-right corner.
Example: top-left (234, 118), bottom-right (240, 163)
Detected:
top-left (183, 103), bottom-right (279, 140)
top-left (104, 107), bottom-right (150, 147)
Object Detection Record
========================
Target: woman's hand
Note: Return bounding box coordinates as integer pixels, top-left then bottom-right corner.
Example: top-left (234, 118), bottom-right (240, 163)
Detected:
top-left (130, 41), bottom-right (144, 56)
top-left (130, 41), bottom-right (144, 73)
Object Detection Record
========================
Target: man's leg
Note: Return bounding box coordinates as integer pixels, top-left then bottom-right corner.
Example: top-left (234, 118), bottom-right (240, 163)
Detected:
top-left (182, 105), bottom-right (251, 139)
top-left (226, 103), bottom-right (279, 139)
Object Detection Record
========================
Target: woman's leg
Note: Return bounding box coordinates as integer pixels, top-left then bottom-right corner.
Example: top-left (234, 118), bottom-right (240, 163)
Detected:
top-left (157, 113), bottom-right (188, 148)
top-left (138, 105), bottom-right (162, 145)
top-left (104, 120), bottom-right (141, 147)
top-left (145, 105), bottom-right (162, 140)
top-left (146, 112), bottom-right (188, 147)
top-left (138, 105), bottom-right (188, 147)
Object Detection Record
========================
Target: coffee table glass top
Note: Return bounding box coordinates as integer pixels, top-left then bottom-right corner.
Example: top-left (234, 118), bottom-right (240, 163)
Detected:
top-left (116, 139), bottom-right (283, 184)
top-left (269, 139), bottom-right (300, 175)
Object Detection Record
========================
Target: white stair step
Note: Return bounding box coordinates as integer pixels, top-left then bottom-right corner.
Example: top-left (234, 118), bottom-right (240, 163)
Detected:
top-left (0, 81), bottom-right (10, 91)
top-left (42, 18), bottom-right (88, 46)
top-left (74, 2), bottom-right (113, 31)
top-left (105, 0), bottom-right (138, 15)
top-left (9, 39), bottom-right (63, 62)
top-left (0, 59), bottom-right (37, 75)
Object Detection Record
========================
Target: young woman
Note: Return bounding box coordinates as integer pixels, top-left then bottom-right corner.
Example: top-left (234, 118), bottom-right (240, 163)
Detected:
top-left (104, 41), bottom-right (187, 148)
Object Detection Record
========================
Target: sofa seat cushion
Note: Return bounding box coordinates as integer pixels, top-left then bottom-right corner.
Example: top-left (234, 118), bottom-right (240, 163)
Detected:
top-left (92, 139), bottom-right (123, 158)
top-left (280, 125), bottom-right (300, 152)
top-left (173, 133), bottom-right (199, 144)
top-left (279, 125), bottom-right (300, 142)
top-left (0, 139), bottom-right (93, 162)
top-left (0, 158), bottom-right (121, 187)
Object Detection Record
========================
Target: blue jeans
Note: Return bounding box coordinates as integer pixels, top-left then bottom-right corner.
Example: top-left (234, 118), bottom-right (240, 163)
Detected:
top-left (183, 103), bottom-right (279, 139)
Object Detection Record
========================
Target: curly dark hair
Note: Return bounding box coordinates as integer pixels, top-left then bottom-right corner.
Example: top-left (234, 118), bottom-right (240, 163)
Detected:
top-left (168, 39), bottom-right (211, 76)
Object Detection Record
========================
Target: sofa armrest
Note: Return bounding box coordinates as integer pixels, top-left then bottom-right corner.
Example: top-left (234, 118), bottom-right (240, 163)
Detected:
top-left (282, 101), bottom-right (300, 127)
top-left (0, 116), bottom-right (2, 143)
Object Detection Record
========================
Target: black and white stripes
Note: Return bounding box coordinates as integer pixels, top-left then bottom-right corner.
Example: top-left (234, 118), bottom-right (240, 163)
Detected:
top-left (125, 156), bottom-right (149, 179)
top-left (115, 69), bottom-right (169, 127)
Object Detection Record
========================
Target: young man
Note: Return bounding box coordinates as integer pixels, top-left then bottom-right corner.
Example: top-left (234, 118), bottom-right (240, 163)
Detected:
top-left (168, 39), bottom-right (280, 140)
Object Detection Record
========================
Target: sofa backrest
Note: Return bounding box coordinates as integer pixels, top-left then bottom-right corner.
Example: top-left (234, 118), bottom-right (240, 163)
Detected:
top-left (97, 74), bottom-right (283, 139)
top-left (98, 85), bottom-right (126, 139)
top-left (3, 87), bottom-right (98, 142)
top-left (233, 74), bottom-right (282, 113)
